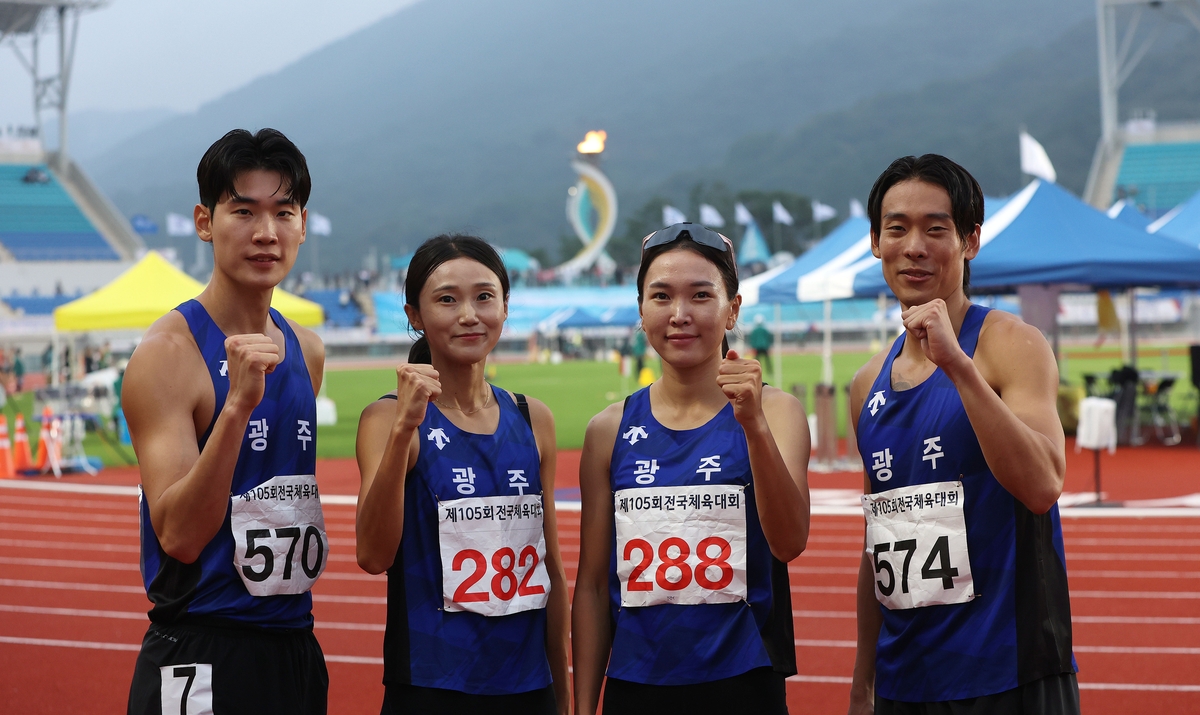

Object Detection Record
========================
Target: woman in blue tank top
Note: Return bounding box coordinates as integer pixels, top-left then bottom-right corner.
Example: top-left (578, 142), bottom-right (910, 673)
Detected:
top-left (355, 235), bottom-right (569, 715)
top-left (573, 223), bottom-right (812, 715)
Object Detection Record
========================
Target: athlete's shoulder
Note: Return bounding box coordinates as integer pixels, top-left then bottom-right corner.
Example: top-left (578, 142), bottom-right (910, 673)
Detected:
top-left (122, 310), bottom-right (208, 418)
top-left (761, 384), bottom-right (804, 417)
top-left (126, 310), bottom-right (204, 378)
top-left (285, 317), bottom-right (325, 391)
top-left (584, 399), bottom-right (625, 447)
top-left (974, 309), bottom-right (1055, 389)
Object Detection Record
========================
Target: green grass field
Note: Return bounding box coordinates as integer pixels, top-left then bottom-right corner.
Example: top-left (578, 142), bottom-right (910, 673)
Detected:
top-left (5, 344), bottom-right (1194, 466)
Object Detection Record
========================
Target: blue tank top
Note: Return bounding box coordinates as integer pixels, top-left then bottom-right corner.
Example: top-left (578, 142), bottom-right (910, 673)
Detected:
top-left (606, 387), bottom-right (796, 686)
top-left (383, 385), bottom-right (552, 695)
top-left (138, 299), bottom-right (318, 629)
top-left (857, 305), bottom-right (1075, 701)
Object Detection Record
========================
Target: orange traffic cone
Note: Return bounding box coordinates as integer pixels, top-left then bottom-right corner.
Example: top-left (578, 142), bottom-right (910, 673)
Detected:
top-left (34, 407), bottom-right (52, 472)
top-left (12, 413), bottom-right (33, 472)
top-left (0, 415), bottom-right (13, 479)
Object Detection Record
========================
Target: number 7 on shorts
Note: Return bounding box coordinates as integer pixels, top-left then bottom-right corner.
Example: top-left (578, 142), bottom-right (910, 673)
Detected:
top-left (159, 663), bottom-right (213, 715)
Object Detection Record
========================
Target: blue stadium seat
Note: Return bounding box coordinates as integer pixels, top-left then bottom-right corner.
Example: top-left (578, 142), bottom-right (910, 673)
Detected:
top-left (3, 295), bottom-right (78, 315)
top-left (302, 289), bottom-right (364, 327)
top-left (0, 164), bottom-right (119, 261)
top-left (1113, 142), bottom-right (1200, 216)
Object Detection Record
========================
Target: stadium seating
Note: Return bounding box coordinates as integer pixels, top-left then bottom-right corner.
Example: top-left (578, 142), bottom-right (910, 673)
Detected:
top-left (303, 289), bottom-right (364, 327)
top-left (1113, 142), bottom-right (1200, 215)
top-left (0, 164), bottom-right (119, 261)
top-left (2, 294), bottom-right (79, 315)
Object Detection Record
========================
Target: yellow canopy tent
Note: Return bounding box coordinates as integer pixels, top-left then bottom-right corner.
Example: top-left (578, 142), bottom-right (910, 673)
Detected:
top-left (53, 250), bottom-right (324, 330)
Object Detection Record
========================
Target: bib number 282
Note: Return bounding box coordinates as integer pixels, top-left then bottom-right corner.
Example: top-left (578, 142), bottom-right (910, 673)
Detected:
top-left (450, 545), bottom-right (546, 603)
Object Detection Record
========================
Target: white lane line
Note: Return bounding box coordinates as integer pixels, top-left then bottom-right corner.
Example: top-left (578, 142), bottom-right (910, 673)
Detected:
top-left (1072, 590), bottom-right (1200, 599)
top-left (792, 586), bottom-right (856, 595)
top-left (1075, 616), bottom-right (1200, 625)
top-left (0, 556), bottom-right (136, 571)
top-left (312, 594), bottom-right (387, 605)
top-left (2, 495), bottom-right (139, 510)
top-left (0, 578), bottom-right (144, 594)
top-left (1067, 524), bottom-right (1200, 534)
top-left (790, 567), bottom-right (860, 576)
top-left (0, 522), bottom-right (135, 537)
top-left (795, 639), bottom-right (854, 648)
top-left (1068, 552), bottom-right (1200, 561)
top-left (0, 635), bottom-right (140, 651)
top-left (794, 610), bottom-right (854, 619)
top-left (1070, 570), bottom-right (1200, 579)
top-left (1078, 683), bottom-right (1200, 692)
top-left (783, 677), bottom-right (1200, 693)
top-left (0, 482), bottom-right (138, 496)
top-left (0, 604), bottom-right (387, 632)
top-left (1076, 645), bottom-right (1200, 655)
top-left (0, 507), bottom-right (137, 524)
top-left (325, 654), bottom-right (384, 664)
top-left (1068, 538), bottom-right (1200, 547)
top-left (0, 538), bottom-right (139, 553)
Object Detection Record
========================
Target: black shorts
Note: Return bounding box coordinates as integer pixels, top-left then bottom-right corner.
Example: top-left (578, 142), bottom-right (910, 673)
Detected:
top-left (380, 682), bottom-right (556, 715)
top-left (875, 673), bottom-right (1080, 715)
top-left (127, 621), bottom-right (328, 715)
top-left (602, 666), bottom-right (788, 715)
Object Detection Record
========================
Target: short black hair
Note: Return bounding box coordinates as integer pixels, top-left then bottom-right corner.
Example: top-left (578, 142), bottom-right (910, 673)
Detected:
top-left (196, 128), bottom-right (311, 212)
top-left (867, 154), bottom-right (983, 296)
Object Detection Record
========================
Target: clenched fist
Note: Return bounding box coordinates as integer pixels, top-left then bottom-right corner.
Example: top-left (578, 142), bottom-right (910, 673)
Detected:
top-left (900, 299), bottom-right (969, 373)
top-left (395, 363), bottom-right (442, 432)
top-left (224, 334), bottom-right (280, 413)
top-left (717, 349), bottom-right (765, 428)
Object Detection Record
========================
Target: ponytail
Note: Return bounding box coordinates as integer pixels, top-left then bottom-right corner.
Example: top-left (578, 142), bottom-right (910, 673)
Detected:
top-left (408, 336), bottom-right (432, 365)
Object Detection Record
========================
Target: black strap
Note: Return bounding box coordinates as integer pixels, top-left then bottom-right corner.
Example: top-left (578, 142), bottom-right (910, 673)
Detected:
top-left (515, 393), bottom-right (532, 427)
top-left (379, 394), bottom-right (398, 400)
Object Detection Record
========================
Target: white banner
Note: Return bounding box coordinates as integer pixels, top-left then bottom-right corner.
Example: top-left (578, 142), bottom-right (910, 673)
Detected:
top-left (438, 494), bottom-right (550, 617)
top-left (812, 200), bottom-right (837, 222)
top-left (166, 212), bottom-right (195, 237)
top-left (614, 484), bottom-right (747, 607)
top-left (862, 481), bottom-right (975, 610)
top-left (662, 205), bottom-right (687, 227)
top-left (1019, 130), bottom-right (1057, 183)
top-left (734, 202), bottom-right (754, 225)
top-left (308, 212), bottom-right (332, 236)
top-left (231, 474), bottom-right (328, 597)
top-left (699, 204), bottom-right (726, 227)
top-left (772, 201), bottom-right (794, 225)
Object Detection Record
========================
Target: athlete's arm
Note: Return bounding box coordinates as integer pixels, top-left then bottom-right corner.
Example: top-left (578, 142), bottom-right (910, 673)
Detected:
top-left (288, 319), bottom-right (326, 395)
top-left (572, 402), bottom-right (622, 715)
top-left (847, 354), bottom-right (887, 715)
top-left (355, 364), bottom-right (440, 574)
top-left (527, 396), bottom-right (572, 715)
top-left (717, 350), bottom-right (810, 561)
top-left (125, 315), bottom-right (279, 563)
top-left (904, 302), bottom-right (1066, 513)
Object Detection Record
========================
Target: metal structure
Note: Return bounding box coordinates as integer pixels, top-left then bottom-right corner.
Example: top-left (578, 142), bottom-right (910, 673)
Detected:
top-left (1086, 0), bottom-right (1200, 205)
top-left (557, 131), bottom-right (619, 281)
top-left (1, 1), bottom-right (105, 167)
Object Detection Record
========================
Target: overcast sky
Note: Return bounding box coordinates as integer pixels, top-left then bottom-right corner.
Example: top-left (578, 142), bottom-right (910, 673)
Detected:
top-left (1, 0), bottom-right (419, 128)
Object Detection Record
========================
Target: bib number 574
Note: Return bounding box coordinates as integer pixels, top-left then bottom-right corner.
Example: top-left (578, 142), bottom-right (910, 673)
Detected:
top-left (872, 535), bottom-right (959, 597)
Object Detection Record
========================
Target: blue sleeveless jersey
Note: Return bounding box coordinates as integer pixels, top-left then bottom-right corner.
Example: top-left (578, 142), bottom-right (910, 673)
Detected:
top-left (606, 387), bottom-right (796, 686)
top-left (383, 385), bottom-right (552, 695)
top-left (857, 305), bottom-right (1075, 701)
top-left (138, 299), bottom-right (318, 628)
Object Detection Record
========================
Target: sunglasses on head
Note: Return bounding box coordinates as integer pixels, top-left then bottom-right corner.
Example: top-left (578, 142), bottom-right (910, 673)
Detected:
top-left (641, 222), bottom-right (735, 260)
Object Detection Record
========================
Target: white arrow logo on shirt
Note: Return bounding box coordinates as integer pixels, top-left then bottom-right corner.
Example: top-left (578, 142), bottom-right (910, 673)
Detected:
top-left (868, 391), bottom-right (886, 416)
top-left (219, 360), bottom-right (228, 377)
top-left (622, 425), bottom-right (648, 445)
top-left (427, 428), bottom-right (449, 450)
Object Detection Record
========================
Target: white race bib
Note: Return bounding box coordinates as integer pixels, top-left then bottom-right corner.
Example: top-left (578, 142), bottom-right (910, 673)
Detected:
top-left (862, 480), bottom-right (975, 610)
top-left (438, 494), bottom-right (550, 616)
top-left (231, 474), bottom-right (328, 597)
top-left (614, 484), bottom-right (747, 607)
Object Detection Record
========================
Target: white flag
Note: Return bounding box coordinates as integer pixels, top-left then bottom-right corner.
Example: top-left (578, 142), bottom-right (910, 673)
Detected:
top-left (771, 201), bottom-right (794, 225)
top-left (1019, 130), bottom-right (1056, 183)
top-left (166, 212), bottom-right (195, 237)
top-left (849, 198), bottom-right (866, 218)
top-left (811, 200), bottom-right (837, 222)
top-left (662, 205), bottom-right (687, 226)
top-left (308, 211), bottom-right (332, 236)
top-left (734, 202), bottom-right (754, 225)
top-left (699, 204), bottom-right (725, 227)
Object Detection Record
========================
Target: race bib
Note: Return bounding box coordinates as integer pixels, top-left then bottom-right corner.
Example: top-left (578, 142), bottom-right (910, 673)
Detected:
top-left (614, 484), bottom-right (747, 608)
top-left (862, 480), bottom-right (975, 610)
top-left (438, 494), bottom-right (550, 616)
top-left (231, 474), bottom-right (328, 597)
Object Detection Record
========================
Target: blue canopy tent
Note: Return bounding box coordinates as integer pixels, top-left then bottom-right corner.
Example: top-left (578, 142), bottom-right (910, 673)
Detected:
top-left (1107, 199), bottom-right (1151, 230)
top-left (738, 221), bottom-right (772, 266)
top-left (1148, 188), bottom-right (1200, 249)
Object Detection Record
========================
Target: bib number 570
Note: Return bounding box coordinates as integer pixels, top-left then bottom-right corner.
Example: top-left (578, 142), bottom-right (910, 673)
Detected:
top-left (242, 526), bottom-right (325, 583)
top-left (451, 545), bottom-right (546, 603)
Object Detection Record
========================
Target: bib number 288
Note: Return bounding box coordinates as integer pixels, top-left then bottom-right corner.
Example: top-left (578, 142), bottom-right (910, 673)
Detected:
top-left (623, 536), bottom-right (735, 592)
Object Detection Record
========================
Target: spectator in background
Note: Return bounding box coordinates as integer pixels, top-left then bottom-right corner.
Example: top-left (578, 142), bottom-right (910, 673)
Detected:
top-left (13, 348), bottom-right (25, 392)
top-left (631, 328), bottom-right (647, 375)
top-left (41, 344), bottom-right (53, 379)
top-left (748, 314), bottom-right (773, 372)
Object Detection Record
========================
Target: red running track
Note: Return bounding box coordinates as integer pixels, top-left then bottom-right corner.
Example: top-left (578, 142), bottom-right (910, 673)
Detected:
top-left (2, 449), bottom-right (1199, 713)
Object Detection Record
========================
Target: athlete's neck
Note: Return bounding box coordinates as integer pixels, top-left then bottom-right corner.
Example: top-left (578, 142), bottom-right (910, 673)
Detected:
top-left (196, 271), bottom-right (276, 336)
top-left (429, 355), bottom-right (491, 412)
top-left (652, 351), bottom-right (728, 426)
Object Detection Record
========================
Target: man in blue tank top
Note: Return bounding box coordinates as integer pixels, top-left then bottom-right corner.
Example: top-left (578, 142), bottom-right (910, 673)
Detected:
top-left (124, 129), bottom-right (330, 715)
top-left (847, 155), bottom-right (1078, 714)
